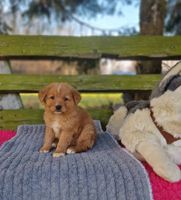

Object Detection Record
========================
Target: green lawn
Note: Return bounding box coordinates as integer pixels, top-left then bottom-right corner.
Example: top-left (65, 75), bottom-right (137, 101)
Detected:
top-left (20, 93), bottom-right (122, 129)
top-left (20, 93), bottom-right (122, 109)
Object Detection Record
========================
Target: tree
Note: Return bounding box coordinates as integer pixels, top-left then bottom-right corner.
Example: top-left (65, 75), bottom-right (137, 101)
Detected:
top-left (123, 0), bottom-right (167, 102)
top-left (0, 0), bottom-right (136, 34)
top-left (166, 0), bottom-right (181, 35)
top-left (138, 0), bottom-right (167, 75)
top-left (130, 0), bottom-right (167, 102)
top-left (140, 0), bottom-right (166, 35)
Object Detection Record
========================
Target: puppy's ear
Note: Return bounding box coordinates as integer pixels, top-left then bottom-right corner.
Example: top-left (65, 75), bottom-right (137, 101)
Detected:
top-left (72, 89), bottom-right (81, 105)
top-left (38, 83), bottom-right (56, 105)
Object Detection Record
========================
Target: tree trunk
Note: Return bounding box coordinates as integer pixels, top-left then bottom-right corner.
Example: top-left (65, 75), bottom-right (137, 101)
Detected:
top-left (138, 0), bottom-right (167, 74)
top-left (127, 0), bottom-right (167, 102)
top-left (140, 0), bottom-right (166, 35)
top-left (123, 0), bottom-right (167, 103)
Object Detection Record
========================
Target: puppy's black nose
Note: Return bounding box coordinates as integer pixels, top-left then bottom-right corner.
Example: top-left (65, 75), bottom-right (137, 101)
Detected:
top-left (55, 105), bottom-right (62, 112)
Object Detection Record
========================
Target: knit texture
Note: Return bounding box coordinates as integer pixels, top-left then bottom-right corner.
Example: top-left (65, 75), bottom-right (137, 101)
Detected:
top-left (0, 121), bottom-right (152, 200)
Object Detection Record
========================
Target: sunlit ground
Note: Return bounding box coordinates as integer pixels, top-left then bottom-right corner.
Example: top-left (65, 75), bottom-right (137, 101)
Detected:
top-left (20, 93), bottom-right (123, 109)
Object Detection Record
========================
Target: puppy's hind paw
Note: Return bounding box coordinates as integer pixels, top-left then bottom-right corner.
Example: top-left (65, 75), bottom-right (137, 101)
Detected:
top-left (66, 148), bottom-right (76, 154)
top-left (53, 152), bottom-right (65, 158)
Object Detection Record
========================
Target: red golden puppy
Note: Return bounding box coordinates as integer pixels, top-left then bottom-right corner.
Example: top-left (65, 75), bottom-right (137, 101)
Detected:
top-left (39, 82), bottom-right (96, 157)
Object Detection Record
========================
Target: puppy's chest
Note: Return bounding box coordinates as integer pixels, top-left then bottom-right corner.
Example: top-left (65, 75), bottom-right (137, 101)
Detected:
top-left (51, 121), bottom-right (62, 138)
top-left (50, 119), bottom-right (75, 138)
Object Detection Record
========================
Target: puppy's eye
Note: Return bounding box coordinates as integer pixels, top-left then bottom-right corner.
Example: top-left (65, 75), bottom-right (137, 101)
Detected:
top-left (64, 97), bottom-right (69, 101)
top-left (49, 96), bottom-right (55, 100)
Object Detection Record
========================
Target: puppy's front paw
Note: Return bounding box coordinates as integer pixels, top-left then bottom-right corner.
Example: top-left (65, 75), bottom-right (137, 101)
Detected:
top-left (39, 147), bottom-right (49, 153)
top-left (66, 148), bottom-right (76, 154)
top-left (53, 152), bottom-right (65, 157)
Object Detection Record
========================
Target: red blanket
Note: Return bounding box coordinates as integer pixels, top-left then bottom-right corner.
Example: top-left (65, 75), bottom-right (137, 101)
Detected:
top-left (1, 130), bottom-right (181, 200)
top-left (0, 130), bottom-right (16, 145)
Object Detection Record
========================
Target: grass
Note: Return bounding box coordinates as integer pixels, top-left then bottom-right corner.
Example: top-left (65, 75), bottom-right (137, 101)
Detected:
top-left (20, 93), bottom-right (122, 109)
top-left (20, 93), bottom-right (122, 129)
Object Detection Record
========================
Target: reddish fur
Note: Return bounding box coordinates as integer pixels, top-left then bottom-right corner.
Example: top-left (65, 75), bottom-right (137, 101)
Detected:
top-left (39, 82), bottom-right (96, 155)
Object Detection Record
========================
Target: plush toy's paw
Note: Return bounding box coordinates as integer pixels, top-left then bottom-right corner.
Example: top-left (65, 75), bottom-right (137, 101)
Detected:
top-left (66, 148), bottom-right (76, 154)
top-left (53, 152), bottom-right (65, 157)
top-left (106, 106), bottom-right (128, 139)
top-left (156, 163), bottom-right (181, 182)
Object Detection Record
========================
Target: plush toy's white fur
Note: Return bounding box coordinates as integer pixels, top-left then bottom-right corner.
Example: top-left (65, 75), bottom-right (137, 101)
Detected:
top-left (106, 106), bottom-right (128, 139)
top-left (107, 62), bottom-right (181, 182)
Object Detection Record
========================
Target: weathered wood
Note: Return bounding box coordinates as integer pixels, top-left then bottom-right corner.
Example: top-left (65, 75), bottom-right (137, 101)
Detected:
top-left (0, 109), bottom-right (44, 130)
top-left (0, 74), bottom-right (160, 92)
top-left (0, 108), bottom-right (112, 130)
top-left (0, 61), bottom-right (23, 109)
top-left (0, 36), bottom-right (181, 60)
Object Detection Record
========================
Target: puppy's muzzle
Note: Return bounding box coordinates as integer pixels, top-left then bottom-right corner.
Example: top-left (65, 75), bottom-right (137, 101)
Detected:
top-left (55, 105), bottom-right (62, 112)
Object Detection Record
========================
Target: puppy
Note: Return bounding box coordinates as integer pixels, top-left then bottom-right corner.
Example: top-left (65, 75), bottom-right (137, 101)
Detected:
top-left (39, 82), bottom-right (96, 157)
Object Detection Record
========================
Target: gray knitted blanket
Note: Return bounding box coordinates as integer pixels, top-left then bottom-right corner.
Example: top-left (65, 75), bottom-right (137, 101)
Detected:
top-left (0, 121), bottom-right (152, 200)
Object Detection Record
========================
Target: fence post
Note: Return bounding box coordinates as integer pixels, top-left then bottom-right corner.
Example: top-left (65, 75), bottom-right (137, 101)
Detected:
top-left (0, 61), bottom-right (23, 110)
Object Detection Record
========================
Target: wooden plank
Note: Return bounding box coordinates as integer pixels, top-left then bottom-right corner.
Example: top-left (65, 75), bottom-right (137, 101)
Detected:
top-left (0, 74), bottom-right (160, 93)
top-left (0, 109), bottom-right (44, 130)
top-left (0, 35), bottom-right (181, 60)
top-left (0, 108), bottom-right (112, 130)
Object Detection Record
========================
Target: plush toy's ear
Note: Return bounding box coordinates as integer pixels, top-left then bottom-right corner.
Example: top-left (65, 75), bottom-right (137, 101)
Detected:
top-left (150, 62), bottom-right (181, 99)
top-left (38, 83), bottom-right (56, 105)
top-left (126, 100), bottom-right (150, 113)
top-left (72, 88), bottom-right (81, 105)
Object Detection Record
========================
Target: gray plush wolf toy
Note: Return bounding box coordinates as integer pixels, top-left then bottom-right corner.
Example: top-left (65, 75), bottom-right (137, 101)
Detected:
top-left (107, 61), bottom-right (181, 182)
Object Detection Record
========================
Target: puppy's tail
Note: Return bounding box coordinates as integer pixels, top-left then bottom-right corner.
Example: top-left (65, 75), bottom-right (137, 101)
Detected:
top-left (106, 106), bottom-right (128, 140)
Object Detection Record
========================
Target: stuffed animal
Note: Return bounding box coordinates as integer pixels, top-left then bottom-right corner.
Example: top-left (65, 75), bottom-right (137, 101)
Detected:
top-left (107, 61), bottom-right (181, 182)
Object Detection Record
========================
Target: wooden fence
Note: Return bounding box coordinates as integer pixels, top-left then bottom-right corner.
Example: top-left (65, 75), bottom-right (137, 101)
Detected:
top-left (0, 35), bottom-right (181, 130)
